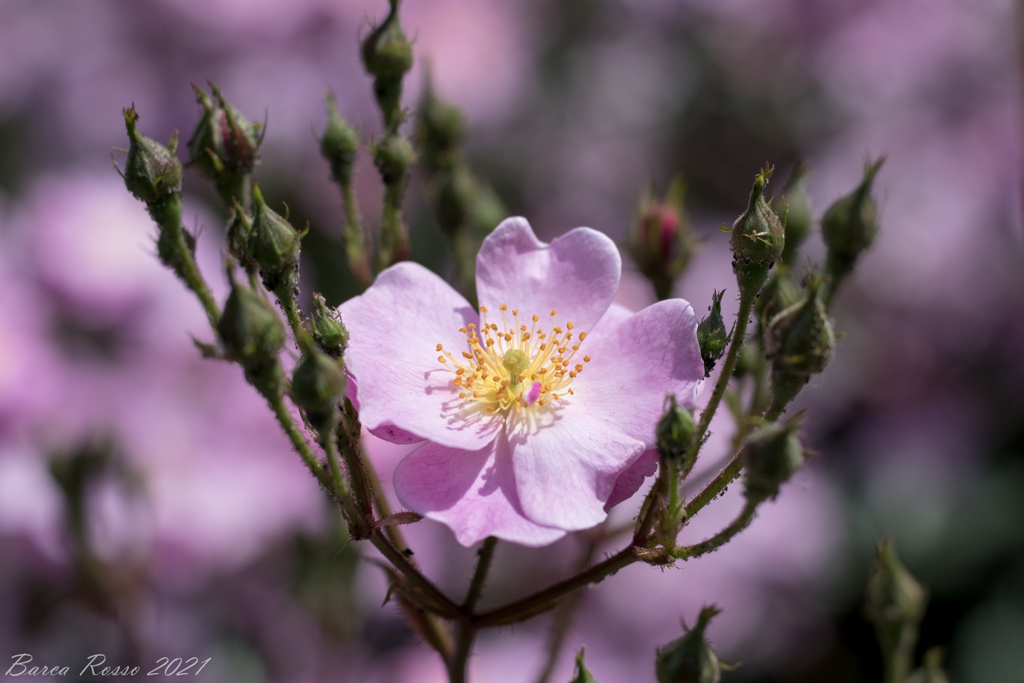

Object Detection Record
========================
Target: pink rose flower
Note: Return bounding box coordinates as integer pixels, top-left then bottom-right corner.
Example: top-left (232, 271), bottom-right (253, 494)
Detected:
top-left (340, 218), bottom-right (703, 546)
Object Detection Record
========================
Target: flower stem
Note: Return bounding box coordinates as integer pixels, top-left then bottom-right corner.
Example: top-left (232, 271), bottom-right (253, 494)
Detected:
top-left (449, 537), bottom-right (498, 683)
top-left (274, 283), bottom-right (306, 341)
top-left (674, 499), bottom-right (758, 559)
top-left (342, 182), bottom-right (372, 290)
top-left (474, 548), bottom-right (634, 629)
top-left (152, 195), bottom-right (221, 329)
top-left (692, 287), bottom-right (756, 452)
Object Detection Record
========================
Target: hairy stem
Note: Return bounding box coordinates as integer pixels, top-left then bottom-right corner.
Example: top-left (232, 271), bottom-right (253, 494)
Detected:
top-left (450, 538), bottom-right (499, 683)
top-left (474, 548), bottom-right (634, 629)
top-left (675, 499), bottom-right (758, 559)
top-left (154, 195), bottom-right (221, 329)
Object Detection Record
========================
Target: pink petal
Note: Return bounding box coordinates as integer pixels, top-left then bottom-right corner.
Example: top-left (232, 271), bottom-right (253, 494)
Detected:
top-left (475, 217), bottom-right (621, 333)
top-left (345, 375), bottom-right (426, 445)
top-left (508, 408), bottom-right (647, 530)
top-left (571, 299), bottom-right (704, 448)
top-left (605, 448), bottom-right (660, 511)
top-left (339, 262), bottom-right (502, 451)
top-left (394, 438), bottom-right (566, 548)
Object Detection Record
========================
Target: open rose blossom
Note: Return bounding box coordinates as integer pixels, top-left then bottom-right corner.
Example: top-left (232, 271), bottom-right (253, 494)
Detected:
top-left (340, 218), bottom-right (704, 546)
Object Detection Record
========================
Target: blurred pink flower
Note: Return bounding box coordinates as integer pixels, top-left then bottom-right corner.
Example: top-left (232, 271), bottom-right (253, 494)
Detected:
top-left (340, 217), bottom-right (704, 546)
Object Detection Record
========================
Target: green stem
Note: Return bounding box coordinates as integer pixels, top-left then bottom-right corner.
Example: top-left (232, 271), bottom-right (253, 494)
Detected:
top-left (450, 538), bottom-right (499, 683)
top-left (342, 181), bottom-right (372, 289)
top-left (264, 385), bottom-right (333, 493)
top-left (692, 287), bottom-right (756, 450)
top-left (881, 626), bottom-right (917, 683)
top-left (154, 195), bottom-right (221, 329)
top-left (474, 548), bottom-right (634, 629)
top-left (379, 184), bottom-right (410, 270)
top-left (674, 500), bottom-right (757, 559)
top-left (369, 529), bottom-right (462, 619)
top-left (321, 418), bottom-right (361, 529)
top-left (275, 284), bottom-right (306, 340)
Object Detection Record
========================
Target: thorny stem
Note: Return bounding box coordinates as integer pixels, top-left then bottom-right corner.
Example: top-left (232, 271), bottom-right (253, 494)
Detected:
top-left (336, 402), bottom-right (375, 534)
top-left (675, 499), bottom-right (758, 559)
top-left (474, 548), bottom-right (634, 629)
top-left (154, 195), bottom-right (221, 329)
top-left (693, 287), bottom-right (756, 450)
top-left (450, 538), bottom-right (499, 683)
top-left (274, 284), bottom-right (306, 341)
top-left (321, 417), bottom-right (361, 530)
top-left (342, 182), bottom-right (371, 290)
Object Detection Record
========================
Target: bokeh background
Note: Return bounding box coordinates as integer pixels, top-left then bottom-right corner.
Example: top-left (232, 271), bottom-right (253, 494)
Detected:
top-left (1, 0), bottom-right (1022, 681)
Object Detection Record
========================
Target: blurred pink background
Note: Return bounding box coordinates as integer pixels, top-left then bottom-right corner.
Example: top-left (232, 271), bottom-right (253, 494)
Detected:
top-left (1, 0), bottom-right (1022, 681)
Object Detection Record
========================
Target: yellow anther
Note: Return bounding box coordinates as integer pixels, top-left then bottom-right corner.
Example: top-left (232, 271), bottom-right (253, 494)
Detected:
top-left (550, 309), bottom-right (557, 316)
top-left (512, 310), bottom-right (518, 316)
top-left (480, 306), bottom-right (489, 313)
top-left (532, 314), bottom-right (539, 322)
top-left (462, 351), bottom-right (473, 359)
top-left (456, 368), bottom-right (465, 375)
top-left (583, 355), bottom-right (591, 362)
top-left (499, 304), bottom-right (507, 311)
top-left (566, 321), bottom-right (574, 330)
top-left (438, 355), bottom-right (447, 363)
top-left (575, 364), bottom-right (583, 372)
top-left (579, 332), bottom-right (587, 341)
top-left (459, 392), bottom-right (466, 398)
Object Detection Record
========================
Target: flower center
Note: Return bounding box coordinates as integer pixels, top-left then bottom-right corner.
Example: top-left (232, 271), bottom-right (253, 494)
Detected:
top-left (437, 305), bottom-right (591, 414)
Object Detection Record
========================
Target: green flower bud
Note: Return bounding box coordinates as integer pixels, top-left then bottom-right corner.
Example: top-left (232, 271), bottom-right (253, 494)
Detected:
top-left (120, 105), bottom-right (182, 205)
top-left (629, 177), bottom-right (697, 301)
top-left (741, 420), bottom-right (805, 503)
top-left (764, 274), bottom-right (835, 379)
top-left (248, 183), bottom-right (302, 291)
top-left (569, 649), bottom-right (599, 683)
top-left (187, 83), bottom-right (262, 185)
top-left (417, 77), bottom-right (466, 172)
top-left (373, 131), bottom-right (416, 187)
top-left (774, 164), bottom-right (812, 265)
top-left (754, 267), bottom-right (802, 339)
top-left (311, 293), bottom-right (348, 357)
top-left (656, 395), bottom-right (697, 465)
top-left (217, 269), bottom-right (286, 368)
top-left (292, 336), bottom-right (347, 428)
top-left (696, 290), bottom-right (729, 376)
top-left (906, 648), bottom-right (949, 683)
top-left (361, 5), bottom-right (413, 82)
top-left (822, 158), bottom-right (884, 283)
top-left (655, 606), bottom-right (723, 683)
top-left (865, 540), bottom-right (928, 664)
top-left (730, 166), bottom-right (785, 293)
top-left (226, 208), bottom-right (252, 266)
top-left (321, 93), bottom-right (360, 187)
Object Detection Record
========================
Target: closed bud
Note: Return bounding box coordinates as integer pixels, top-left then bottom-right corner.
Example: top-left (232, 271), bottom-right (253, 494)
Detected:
top-left (187, 83), bottom-right (262, 185)
top-left (656, 395), bottom-right (696, 465)
top-left (696, 290), bottom-right (729, 376)
top-left (248, 183), bottom-right (302, 291)
top-left (865, 540), bottom-right (928, 660)
top-left (217, 269), bottom-right (285, 368)
top-left (822, 158), bottom-right (884, 283)
top-left (774, 164), bottom-right (812, 265)
top-left (292, 334), bottom-right (347, 428)
top-left (226, 208), bottom-right (252, 265)
top-left (906, 648), bottom-right (949, 683)
top-left (373, 131), bottom-right (415, 187)
top-left (321, 93), bottom-right (360, 187)
top-left (755, 268), bottom-right (802, 339)
top-left (764, 273), bottom-right (835, 378)
top-left (417, 77), bottom-right (466, 172)
top-left (655, 606), bottom-right (723, 683)
top-left (569, 649), bottom-right (599, 683)
top-left (731, 165), bottom-right (785, 295)
top-left (311, 293), bottom-right (348, 357)
top-left (741, 419), bottom-right (805, 503)
top-left (361, 4), bottom-right (413, 82)
top-left (120, 105), bottom-right (182, 205)
top-left (629, 177), bottom-right (697, 301)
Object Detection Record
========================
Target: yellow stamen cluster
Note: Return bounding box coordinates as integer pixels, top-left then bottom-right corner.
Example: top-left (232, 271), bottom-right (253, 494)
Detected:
top-left (436, 305), bottom-right (591, 414)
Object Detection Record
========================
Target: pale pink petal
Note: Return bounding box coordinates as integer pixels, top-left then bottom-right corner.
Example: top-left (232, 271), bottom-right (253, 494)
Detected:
top-left (394, 438), bottom-right (566, 547)
top-left (605, 448), bottom-right (659, 511)
top-left (508, 408), bottom-right (646, 530)
top-left (589, 302), bottom-right (634, 339)
top-left (571, 299), bottom-right (704, 447)
top-left (345, 376), bottom-right (426, 445)
top-left (475, 217), bottom-right (621, 332)
top-left (339, 262), bottom-right (502, 451)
